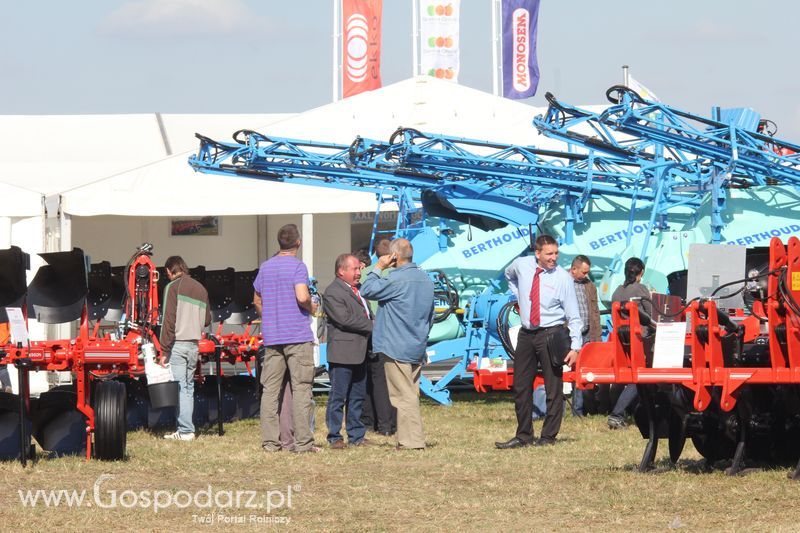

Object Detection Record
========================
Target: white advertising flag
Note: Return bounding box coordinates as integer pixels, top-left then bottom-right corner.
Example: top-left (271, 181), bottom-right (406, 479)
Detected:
top-left (628, 75), bottom-right (661, 102)
top-left (419, 0), bottom-right (460, 82)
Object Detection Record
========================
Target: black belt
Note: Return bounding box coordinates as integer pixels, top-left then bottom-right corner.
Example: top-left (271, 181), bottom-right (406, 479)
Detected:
top-left (520, 324), bottom-right (562, 335)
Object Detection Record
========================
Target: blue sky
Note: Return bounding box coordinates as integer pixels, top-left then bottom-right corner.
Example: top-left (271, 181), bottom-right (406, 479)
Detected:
top-left (2, 0), bottom-right (799, 140)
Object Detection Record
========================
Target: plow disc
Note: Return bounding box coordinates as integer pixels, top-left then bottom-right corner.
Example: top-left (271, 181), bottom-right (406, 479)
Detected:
top-left (205, 268), bottom-right (234, 323)
top-left (227, 269), bottom-right (259, 325)
top-left (87, 261), bottom-right (113, 321)
top-left (105, 266), bottom-right (126, 322)
top-left (30, 388), bottom-right (87, 458)
top-left (0, 392), bottom-right (31, 460)
top-left (0, 246), bottom-right (29, 323)
top-left (228, 375), bottom-right (260, 420)
top-left (27, 249), bottom-right (88, 324)
top-left (119, 376), bottom-right (148, 431)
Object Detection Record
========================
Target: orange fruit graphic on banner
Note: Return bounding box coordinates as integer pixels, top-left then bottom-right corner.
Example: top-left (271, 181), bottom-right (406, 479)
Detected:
top-left (427, 3), bottom-right (454, 17)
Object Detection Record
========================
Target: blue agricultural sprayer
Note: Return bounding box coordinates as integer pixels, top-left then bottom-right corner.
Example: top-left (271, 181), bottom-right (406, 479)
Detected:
top-left (187, 87), bottom-right (798, 414)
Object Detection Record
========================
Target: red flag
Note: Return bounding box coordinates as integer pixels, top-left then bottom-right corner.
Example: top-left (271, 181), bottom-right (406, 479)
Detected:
top-left (342, 0), bottom-right (382, 98)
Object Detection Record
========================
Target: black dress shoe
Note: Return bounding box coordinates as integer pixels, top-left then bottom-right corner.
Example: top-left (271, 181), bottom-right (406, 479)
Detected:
top-left (495, 437), bottom-right (532, 449)
top-left (534, 437), bottom-right (556, 446)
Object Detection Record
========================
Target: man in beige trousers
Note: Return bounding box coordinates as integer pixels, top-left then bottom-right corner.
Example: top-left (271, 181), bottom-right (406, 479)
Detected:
top-left (254, 224), bottom-right (320, 453)
top-left (360, 239), bottom-right (434, 450)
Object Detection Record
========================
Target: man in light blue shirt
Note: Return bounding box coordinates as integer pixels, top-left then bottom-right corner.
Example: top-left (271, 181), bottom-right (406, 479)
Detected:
top-left (360, 238), bottom-right (434, 450)
top-left (496, 234), bottom-right (583, 449)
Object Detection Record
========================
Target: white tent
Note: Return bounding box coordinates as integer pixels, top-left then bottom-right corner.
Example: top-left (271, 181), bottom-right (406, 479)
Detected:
top-left (0, 112), bottom-right (291, 243)
top-left (60, 77), bottom-right (555, 216)
top-left (0, 183), bottom-right (40, 217)
top-left (0, 113), bottom-right (292, 197)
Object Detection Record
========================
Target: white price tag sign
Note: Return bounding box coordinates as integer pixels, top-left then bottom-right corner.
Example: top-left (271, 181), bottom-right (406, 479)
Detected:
top-left (4, 307), bottom-right (28, 346)
top-left (652, 322), bottom-right (687, 368)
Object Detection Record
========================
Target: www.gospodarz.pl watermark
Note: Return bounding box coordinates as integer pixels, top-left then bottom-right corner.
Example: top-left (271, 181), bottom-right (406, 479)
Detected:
top-left (18, 474), bottom-right (298, 520)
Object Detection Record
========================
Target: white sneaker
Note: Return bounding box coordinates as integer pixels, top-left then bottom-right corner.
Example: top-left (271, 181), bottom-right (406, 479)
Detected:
top-left (163, 431), bottom-right (195, 441)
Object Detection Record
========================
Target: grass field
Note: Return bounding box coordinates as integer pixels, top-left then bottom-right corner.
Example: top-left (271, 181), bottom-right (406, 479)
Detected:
top-left (1, 391), bottom-right (798, 531)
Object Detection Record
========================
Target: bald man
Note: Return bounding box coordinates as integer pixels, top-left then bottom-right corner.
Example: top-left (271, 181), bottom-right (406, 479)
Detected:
top-left (360, 238), bottom-right (434, 450)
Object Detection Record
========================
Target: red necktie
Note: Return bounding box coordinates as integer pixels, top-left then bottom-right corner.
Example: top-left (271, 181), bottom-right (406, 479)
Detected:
top-left (352, 285), bottom-right (369, 318)
top-left (529, 267), bottom-right (543, 327)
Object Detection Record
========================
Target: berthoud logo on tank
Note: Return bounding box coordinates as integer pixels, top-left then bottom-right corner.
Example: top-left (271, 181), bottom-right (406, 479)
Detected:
top-left (461, 227), bottom-right (531, 259)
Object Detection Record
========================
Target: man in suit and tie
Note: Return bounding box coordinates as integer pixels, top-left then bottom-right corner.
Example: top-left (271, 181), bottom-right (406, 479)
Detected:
top-left (323, 253), bottom-right (374, 449)
top-left (496, 234), bottom-right (583, 449)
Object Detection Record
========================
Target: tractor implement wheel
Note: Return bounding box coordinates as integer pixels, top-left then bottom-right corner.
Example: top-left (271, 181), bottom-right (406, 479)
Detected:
top-left (690, 431), bottom-right (736, 464)
top-left (94, 380), bottom-right (127, 460)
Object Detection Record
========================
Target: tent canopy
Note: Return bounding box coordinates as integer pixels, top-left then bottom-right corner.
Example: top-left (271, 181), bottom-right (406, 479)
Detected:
top-left (0, 183), bottom-right (41, 217)
top-left (4, 77), bottom-right (607, 218)
top-left (61, 77), bottom-right (562, 217)
top-left (0, 113), bottom-right (288, 217)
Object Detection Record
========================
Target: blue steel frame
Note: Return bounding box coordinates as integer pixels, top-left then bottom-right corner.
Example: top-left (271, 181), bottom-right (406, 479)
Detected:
top-left (185, 124), bottom-right (709, 404)
top-left (188, 98), bottom-right (800, 404)
top-left (534, 88), bottom-right (800, 246)
top-left (191, 128), bottom-right (707, 247)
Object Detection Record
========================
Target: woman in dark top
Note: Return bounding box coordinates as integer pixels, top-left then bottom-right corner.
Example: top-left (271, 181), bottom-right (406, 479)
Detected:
top-left (608, 257), bottom-right (651, 429)
top-left (611, 257), bottom-right (653, 323)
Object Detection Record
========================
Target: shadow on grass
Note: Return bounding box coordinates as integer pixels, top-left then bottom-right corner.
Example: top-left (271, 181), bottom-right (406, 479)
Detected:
top-left (423, 390), bottom-right (515, 406)
top-left (608, 457), bottom-right (789, 476)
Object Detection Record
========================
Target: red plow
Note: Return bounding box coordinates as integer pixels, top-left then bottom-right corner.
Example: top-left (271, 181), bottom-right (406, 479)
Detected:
top-left (0, 244), bottom-right (264, 463)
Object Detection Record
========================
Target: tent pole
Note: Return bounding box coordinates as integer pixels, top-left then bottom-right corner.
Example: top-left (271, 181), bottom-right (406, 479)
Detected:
top-left (332, 0), bottom-right (340, 102)
top-left (492, 0), bottom-right (500, 96)
top-left (301, 213), bottom-right (317, 353)
top-left (412, 0), bottom-right (419, 76)
top-left (0, 217), bottom-right (11, 248)
top-left (302, 213), bottom-right (314, 279)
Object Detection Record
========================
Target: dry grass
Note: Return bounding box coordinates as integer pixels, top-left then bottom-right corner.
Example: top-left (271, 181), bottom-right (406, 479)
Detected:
top-left (0, 392), bottom-right (799, 531)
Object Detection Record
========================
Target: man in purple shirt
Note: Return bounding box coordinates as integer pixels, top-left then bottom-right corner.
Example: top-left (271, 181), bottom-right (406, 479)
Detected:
top-left (254, 224), bottom-right (319, 453)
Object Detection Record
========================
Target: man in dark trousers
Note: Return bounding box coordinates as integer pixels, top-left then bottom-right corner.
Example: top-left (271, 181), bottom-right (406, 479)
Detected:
top-left (323, 253), bottom-right (374, 448)
top-left (160, 255), bottom-right (211, 441)
top-left (569, 254), bottom-right (601, 416)
top-left (496, 234), bottom-right (583, 448)
top-left (357, 241), bottom-right (397, 436)
top-left (360, 238), bottom-right (435, 451)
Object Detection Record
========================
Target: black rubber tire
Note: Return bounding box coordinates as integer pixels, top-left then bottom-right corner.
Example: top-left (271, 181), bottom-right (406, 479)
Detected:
top-left (94, 380), bottom-right (127, 460)
top-left (605, 84), bottom-right (645, 104)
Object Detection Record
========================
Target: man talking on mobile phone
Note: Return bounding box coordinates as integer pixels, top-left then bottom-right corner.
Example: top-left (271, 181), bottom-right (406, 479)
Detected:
top-left (360, 238), bottom-right (434, 451)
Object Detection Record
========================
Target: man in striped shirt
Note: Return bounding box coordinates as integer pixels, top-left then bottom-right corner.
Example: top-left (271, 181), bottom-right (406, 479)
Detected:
top-left (254, 224), bottom-right (320, 453)
top-left (570, 254), bottom-right (601, 417)
top-left (160, 255), bottom-right (211, 441)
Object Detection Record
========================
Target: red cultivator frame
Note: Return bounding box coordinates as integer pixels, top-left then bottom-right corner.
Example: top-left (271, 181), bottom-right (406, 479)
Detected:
top-left (574, 236), bottom-right (800, 475)
top-left (468, 237), bottom-right (800, 476)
